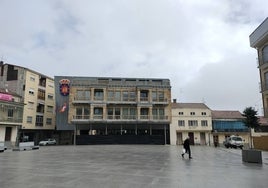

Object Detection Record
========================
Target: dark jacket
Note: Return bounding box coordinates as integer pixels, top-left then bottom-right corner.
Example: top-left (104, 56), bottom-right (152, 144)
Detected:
top-left (183, 138), bottom-right (190, 149)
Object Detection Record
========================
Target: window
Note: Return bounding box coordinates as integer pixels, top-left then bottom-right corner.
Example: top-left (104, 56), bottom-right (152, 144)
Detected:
top-left (122, 107), bottom-right (136, 119)
top-left (28, 101), bottom-right (34, 109)
top-left (201, 120), bottom-right (208, 126)
top-left (94, 107), bottom-right (103, 119)
top-left (30, 76), bottom-right (35, 81)
top-left (8, 109), bottom-right (13, 118)
top-left (27, 116), bottom-right (32, 123)
top-left (38, 89), bottom-right (45, 100)
top-left (265, 72), bottom-right (268, 90)
top-left (47, 105), bottom-right (53, 113)
top-left (190, 112), bottom-right (195, 115)
top-left (201, 112), bottom-right (207, 116)
top-left (123, 91), bottom-right (128, 101)
top-left (46, 118), bottom-right (52, 125)
top-left (84, 108), bottom-right (90, 118)
top-left (188, 120), bottom-right (198, 126)
top-left (178, 112), bottom-right (184, 115)
top-left (140, 90), bottom-right (148, 101)
top-left (115, 91), bottom-right (121, 101)
top-left (152, 108), bottom-right (165, 119)
top-left (178, 120), bottom-right (185, 126)
top-left (152, 91), bottom-right (164, 102)
top-left (48, 84), bottom-right (54, 88)
top-left (263, 45), bottom-right (268, 63)
top-left (140, 108), bottom-right (149, 119)
top-left (94, 89), bottom-right (103, 100)
top-left (76, 90), bottom-right (91, 100)
top-left (129, 92), bottom-right (136, 101)
top-left (36, 115), bottom-right (43, 126)
top-left (48, 94), bottom-right (53, 100)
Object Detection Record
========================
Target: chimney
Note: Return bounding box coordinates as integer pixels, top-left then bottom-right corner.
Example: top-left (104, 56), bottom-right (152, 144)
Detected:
top-left (173, 99), bottom-right (177, 103)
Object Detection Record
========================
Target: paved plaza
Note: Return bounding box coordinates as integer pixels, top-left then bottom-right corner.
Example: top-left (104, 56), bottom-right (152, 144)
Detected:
top-left (0, 145), bottom-right (268, 188)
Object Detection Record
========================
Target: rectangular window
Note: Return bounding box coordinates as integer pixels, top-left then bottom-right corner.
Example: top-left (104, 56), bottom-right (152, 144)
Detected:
top-left (76, 108), bottom-right (83, 119)
top-left (94, 89), bottom-right (103, 100)
top-left (115, 91), bottom-right (121, 101)
top-left (36, 115), bottom-right (43, 127)
top-left (47, 105), bottom-right (53, 113)
top-left (48, 84), bottom-right (54, 88)
top-left (27, 101), bottom-right (34, 109)
top-left (188, 120), bottom-right (198, 126)
top-left (140, 108), bottom-right (149, 119)
top-left (27, 116), bottom-right (32, 123)
top-left (152, 91), bottom-right (157, 101)
top-left (38, 89), bottom-right (45, 100)
top-left (115, 108), bottom-right (121, 119)
top-left (48, 94), bottom-right (53, 100)
top-left (94, 107), bottom-right (103, 119)
top-left (140, 90), bottom-right (148, 101)
top-left (178, 120), bottom-right (185, 126)
top-left (108, 108), bottom-right (113, 119)
top-left (76, 90), bottom-right (84, 100)
top-left (153, 108), bottom-right (165, 119)
top-left (84, 108), bottom-right (90, 118)
top-left (46, 118), bottom-right (52, 125)
top-left (108, 91), bottom-right (114, 101)
top-left (201, 120), bottom-right (208, 126)
top-left (30, 76), bottom-right (35, 81)
top-left (129, 91), bottom-right (136, 101)
top-left (123, 91), bottom-right (128, 101)
top-left (85, 90), bottom-right (90, 100)
top-left (8, 109), bottom-right (13, 118)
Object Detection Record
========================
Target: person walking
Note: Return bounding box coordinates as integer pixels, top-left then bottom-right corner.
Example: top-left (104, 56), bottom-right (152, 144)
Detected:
top-left (182, 137), bottom-right (192, 159)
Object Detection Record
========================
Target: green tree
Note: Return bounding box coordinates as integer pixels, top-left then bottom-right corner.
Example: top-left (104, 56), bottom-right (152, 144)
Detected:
top-left (242, 107), bottom-right (260, 148)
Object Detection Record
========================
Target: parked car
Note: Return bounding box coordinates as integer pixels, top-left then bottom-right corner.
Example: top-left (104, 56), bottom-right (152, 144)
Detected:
top-left (39, 138), bottom-right (56, 146)
top-left (224, 135), bottom-right (244, 149)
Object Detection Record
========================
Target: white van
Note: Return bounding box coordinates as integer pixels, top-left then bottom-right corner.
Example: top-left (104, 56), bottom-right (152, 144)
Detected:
top-left (224, 135), bottom-right (244, 149)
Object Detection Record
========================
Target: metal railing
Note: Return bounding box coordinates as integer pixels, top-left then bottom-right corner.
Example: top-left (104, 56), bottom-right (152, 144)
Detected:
top-left (72, 115), bottom-right (169, 121)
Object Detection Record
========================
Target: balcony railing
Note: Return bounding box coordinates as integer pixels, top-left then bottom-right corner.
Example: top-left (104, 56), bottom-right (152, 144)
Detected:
top-left (72, 115), bottom-right (169, 121)
top-left (0, 117), bottom-right (23, 123)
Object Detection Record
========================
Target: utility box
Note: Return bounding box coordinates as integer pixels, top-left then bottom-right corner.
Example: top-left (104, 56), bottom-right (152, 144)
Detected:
top-left (242, 149), bottom-right (262, 164)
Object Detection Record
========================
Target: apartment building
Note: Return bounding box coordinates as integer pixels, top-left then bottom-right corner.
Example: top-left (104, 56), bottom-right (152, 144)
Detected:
top-left (250, 17), bottom-right (268, 117)
top-left (54, 76), bottom-right (171, 145)
top-left (0, 88), bottom-right (24, 147)
top-left (211, 110), bottom-right (249, 147)
top-left (0, 63), bottom-right (55, 143)
top-left (170, 101), bottom-right (212, 146)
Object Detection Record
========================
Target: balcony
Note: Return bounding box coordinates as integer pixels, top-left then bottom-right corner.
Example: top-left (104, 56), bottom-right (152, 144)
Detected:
top-left (0, 117), bottom-right (23, 124)
top-left (73, 97), bottom-right (92, 104)
top-left (152, 98), bottom-right (169, 105)
top-left (71, 115), bottom-right (170, 124)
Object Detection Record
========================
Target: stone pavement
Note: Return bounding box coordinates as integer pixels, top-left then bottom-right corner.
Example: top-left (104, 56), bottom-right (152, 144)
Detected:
top-left (0, 145), bottom-right (267, 188)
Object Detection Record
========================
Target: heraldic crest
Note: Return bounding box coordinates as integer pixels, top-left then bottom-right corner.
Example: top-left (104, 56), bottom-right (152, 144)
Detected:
top-left (59, 79), bottom-right (70, 96)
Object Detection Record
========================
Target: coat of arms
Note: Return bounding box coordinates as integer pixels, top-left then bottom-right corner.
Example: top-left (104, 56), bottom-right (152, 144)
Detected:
top-left (59, 79), bottom-right (70, 96)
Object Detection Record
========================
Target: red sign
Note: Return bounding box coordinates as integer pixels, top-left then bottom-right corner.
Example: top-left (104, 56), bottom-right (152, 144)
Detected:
top-left (0, 93), bottom-right (12, 101)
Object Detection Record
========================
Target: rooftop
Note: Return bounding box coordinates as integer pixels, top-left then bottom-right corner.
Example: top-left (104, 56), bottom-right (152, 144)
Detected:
top-left (172, 102), bottom-right (210, 109)
top-left (250, 17), bottom-right (268, 48)
top-left (212, 110), bottom-right (244, 119)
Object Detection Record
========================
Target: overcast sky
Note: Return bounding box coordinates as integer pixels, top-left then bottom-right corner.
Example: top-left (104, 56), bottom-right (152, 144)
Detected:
top-left (0, 0), bottom-right (267, 114)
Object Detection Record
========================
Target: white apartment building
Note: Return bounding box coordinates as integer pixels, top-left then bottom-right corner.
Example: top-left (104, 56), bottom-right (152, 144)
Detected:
top-left (170, 101), bottom-right (213, 145)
